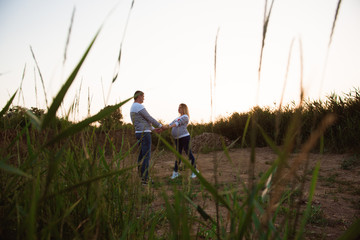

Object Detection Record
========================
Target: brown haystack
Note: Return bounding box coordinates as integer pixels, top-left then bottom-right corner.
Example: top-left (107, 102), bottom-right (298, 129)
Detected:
top-left (191, 132), bottom-right (232, 153)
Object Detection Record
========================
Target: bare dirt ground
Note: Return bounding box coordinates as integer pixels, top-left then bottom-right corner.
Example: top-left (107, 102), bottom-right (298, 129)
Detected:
top-left (148, 134), bottom-right (360, 239)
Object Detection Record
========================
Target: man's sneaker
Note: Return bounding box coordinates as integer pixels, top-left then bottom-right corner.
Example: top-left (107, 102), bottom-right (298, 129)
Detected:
top-left (142, 177), bottom-right (154, 185)
top-left (171, 171), bottom-right (180, 179)
top-left (191, 169), bottom-right (199, 179)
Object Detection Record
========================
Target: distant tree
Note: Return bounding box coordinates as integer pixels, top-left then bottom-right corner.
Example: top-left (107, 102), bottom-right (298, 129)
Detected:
top-left (30, 107), bottom-right (45, 117)
top-left (98, 105), bottom-right (123, 130)
top-left (1, 106), bottom-right (46, 129)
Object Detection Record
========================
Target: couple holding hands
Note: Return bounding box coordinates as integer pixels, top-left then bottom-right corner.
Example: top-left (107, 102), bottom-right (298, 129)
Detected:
top-left (130, 90), bottom-right (198, 184)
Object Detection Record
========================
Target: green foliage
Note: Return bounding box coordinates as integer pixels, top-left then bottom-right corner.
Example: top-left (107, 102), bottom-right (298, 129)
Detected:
top-left (0, 106), bottom-right (74, 133)
top-left (206, 88), bottom-right (360, 153)
top-left (98, 105), bottom-right (124, 130)
top-left (1, 105), bottom-right (28, 129)
top-left (308, 204), bottom-right (326, 225)
top-left (1, 106), bottom-right (46, 129)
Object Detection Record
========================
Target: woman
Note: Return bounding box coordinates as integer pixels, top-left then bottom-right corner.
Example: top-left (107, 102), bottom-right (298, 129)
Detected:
top-left (167, 103), bottom-right (199, 179)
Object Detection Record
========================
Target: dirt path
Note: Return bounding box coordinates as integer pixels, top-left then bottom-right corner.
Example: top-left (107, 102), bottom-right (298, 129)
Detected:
top-left (150, 146), bottom-right (360, 239)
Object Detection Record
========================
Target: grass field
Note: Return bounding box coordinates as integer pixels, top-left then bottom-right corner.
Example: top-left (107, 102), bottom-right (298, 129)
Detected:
top-left (1, 0), bottom-right (360, 239)
top-left (1, 85), bottom-right (359, 239)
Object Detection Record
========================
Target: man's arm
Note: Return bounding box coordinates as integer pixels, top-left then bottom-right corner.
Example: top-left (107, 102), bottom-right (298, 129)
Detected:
top-left (138, 108), bottom-right (162, 128)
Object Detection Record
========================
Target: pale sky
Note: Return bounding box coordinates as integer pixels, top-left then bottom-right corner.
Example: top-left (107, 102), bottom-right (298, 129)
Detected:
top-left (1, 0), bottom-right (359, 124)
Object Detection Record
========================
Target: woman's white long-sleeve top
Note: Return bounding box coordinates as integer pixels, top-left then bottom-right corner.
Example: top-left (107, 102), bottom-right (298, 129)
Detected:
top-left (169, 114), bottom-right (190, 139)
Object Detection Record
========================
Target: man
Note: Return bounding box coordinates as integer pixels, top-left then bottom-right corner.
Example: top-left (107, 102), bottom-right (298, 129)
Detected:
top-left (130, 90), bottom-right (163, 184)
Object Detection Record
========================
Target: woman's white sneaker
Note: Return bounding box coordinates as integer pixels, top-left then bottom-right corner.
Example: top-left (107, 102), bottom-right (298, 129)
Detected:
top-left (171, 171), bottom-right (180, 179)
top-left (191, 169), bottom-right (199, 178)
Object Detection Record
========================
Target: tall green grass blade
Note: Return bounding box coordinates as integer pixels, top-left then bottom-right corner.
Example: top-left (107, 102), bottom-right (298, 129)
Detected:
top-left (60, 198), bottom-right (82, 238)
top-left (253, 199), bottom-right (266, 237)
top-left (328, 0), bottom-right (342, 47)
top-left (258, 0), bottom-right (275, 83)
top-left (112, 0), bottom-right (135, 83)
top-left (30, 46), bottom-right (48, 108)
top-left (45, 97), bottom-right (132, 146)
top-left (257, 124), bottom-right (281, 155)
top-left (183, 194), bottom-right (216, 225)
top-left (43, 149), bottom-right (63, 198)
top-left (33, 67), bottom-right (39, 107)
top-left (249, 112), bottom-right (257, 190)
top-left (42, 27), bottom-right (102, 130)
top-left (41, 165), bottom-right (135, 201)
top-left (115, 138), bottom-right (140, 168)
top-left (238, 190), bottom-right (255, 239)
top-left (214, 27), bottom-right (220, 88)
top-left (17, 64), bottom-right (26, 105)
top-left (100, 148), bottom-right (110, 171)
top-left (222, 136), bottom-right (241, 167)
top-left (241, 114), bottom-right (251, 148)
top-left (63, 7), bottom-right (76, 64)
top-left (0, 90), bottom-right (17, 117)
top-left (64, 198), bottom-right (82, 220)
top-left (295, 161), bottom-right (320, 240)
top-left (25, 110), bottom-right (41, 130)
top-left (0, 160), bottom-right (32, 178)
top-left (27, 174), bottom-right (41, 240)
top-left (279, 38), bottom-right (295, 109)
top-left (319, 0), bottom-right (343, 96)
top-left (25, 119), bottom-right (34, 159)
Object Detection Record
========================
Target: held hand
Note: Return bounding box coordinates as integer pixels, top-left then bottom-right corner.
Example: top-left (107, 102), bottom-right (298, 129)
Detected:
top-left (153, 128), bottom-right (162, 133)
top-left (154, 125), bottom-right (170, 133)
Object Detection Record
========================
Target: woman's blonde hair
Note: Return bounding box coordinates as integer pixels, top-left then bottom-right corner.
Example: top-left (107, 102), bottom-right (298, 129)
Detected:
top-left (179, 103), bottom-right (190, 118)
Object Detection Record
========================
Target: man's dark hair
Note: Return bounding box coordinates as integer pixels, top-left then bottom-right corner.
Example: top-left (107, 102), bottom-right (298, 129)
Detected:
top-left (134, 90), bottom-right (144, 100)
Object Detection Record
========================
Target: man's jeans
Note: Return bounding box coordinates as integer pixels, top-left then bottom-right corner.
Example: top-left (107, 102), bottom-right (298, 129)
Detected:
top-left (135, 132), bottom-right (151, 181)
